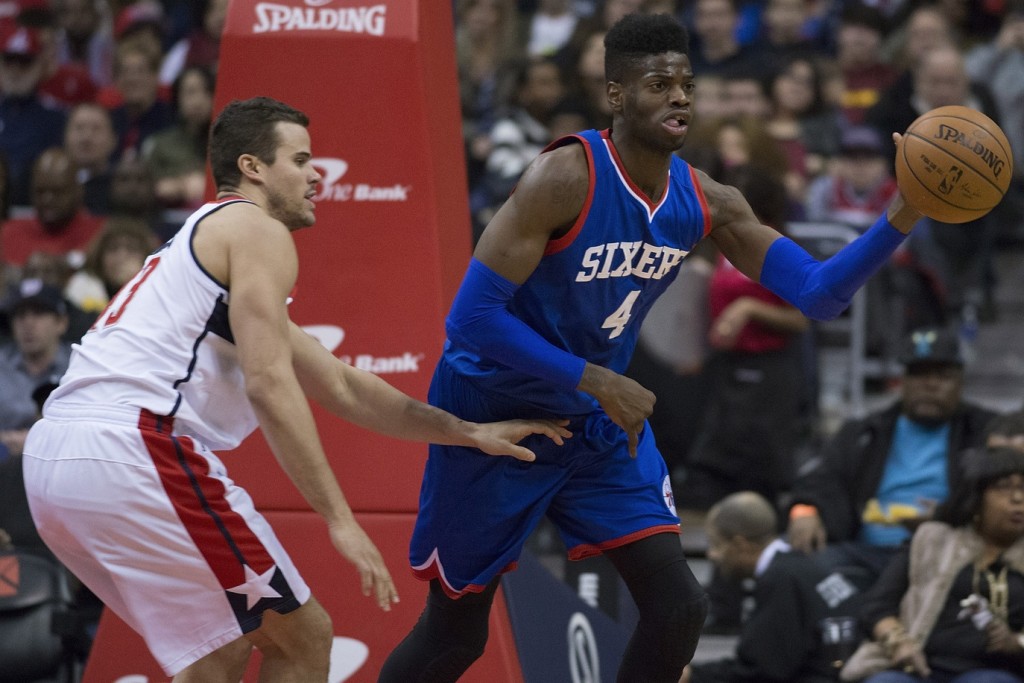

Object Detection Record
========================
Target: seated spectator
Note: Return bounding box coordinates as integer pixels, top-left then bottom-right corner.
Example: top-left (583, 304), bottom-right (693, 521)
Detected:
top-left (762, 58), bottom-right (820, 207)
top-left (787, 328), bottom-right (998, 587)
top-left (840, 447), bottom-right (1024, 683)
top-left (682, 491), bottom-right (859, 683)
top-left (879, 3), bottom-right (955, 86)
top-left (64, 102), bottom-right (118, 215)
top-left (719, 67), bottom-right (772, 120)
top-left (564, 27), bottom-right (613, 130)
top-left (473, 56), bottom-right (565, 238)
top-left (108, 41), bottom-right (174, 158)
top-left (107, 151), bottom-right (173, 239)
top-left (159, 0), bottom-right (226, 86)
top-left (680, 165), bottom-right (810, 513)
top-left (53, 0), bottom-right (116, 88)
top-left (835, 2), bottom-right (897, 127)
top-left (804, 126), bottom-right (898, 231)
top-left (0, 279), bottom-right (71, 458)
top-left (23, 3), bottom-right (98, 108)
top-left (0, 146), bottom-right (103, 269)
top-left (688, 0), bottom-right (757, 76)
top-left (19, 249), bottom-right (95, 340)
top-left (93, 0), bottom-right (169, 110)
top-left (867, 45), bottom-right (997, 163)
top-left (141, 65), bottom-right (213, 210)
top-left (64, 216), bottom-right (156, 314)
top-left (454, 0), bottom-right (525, 205)
top-left (744, 0), bottom-right (820, 78)
top-left (112, 0), bottom-right (164, 70)
top-left (0, 24), bottom-right (66, 208)
top-left (764, 55), bottom-right (841, 179)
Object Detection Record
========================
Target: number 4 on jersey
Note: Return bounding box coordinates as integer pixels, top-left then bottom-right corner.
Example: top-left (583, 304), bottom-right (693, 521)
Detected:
top-left (602, 289), bottom-right (640, 339)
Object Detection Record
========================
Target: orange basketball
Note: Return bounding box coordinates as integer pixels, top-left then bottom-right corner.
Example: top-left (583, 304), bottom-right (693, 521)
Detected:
top-left (895, 105), bottom-right (1013, 224)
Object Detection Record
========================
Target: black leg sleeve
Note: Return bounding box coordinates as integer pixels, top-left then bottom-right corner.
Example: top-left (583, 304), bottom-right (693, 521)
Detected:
top-left (377, 578), bottom-right (499, 683)
top-left (605, 533), bottom-right (709, 683)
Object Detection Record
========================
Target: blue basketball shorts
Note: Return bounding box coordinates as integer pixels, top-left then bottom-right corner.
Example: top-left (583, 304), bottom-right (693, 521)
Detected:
top-left (407, 358), bottom-right (680, 597)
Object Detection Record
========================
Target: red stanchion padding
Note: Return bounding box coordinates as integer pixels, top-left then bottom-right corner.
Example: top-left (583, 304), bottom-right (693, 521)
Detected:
top-left (81, 512), bottom-right (524, 682)
top-left (212, 0), bottom-right (473, 514)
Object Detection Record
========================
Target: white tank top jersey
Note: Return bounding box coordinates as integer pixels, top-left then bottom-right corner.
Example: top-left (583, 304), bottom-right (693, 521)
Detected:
top-left (47, 198), bottom-right (260, 451)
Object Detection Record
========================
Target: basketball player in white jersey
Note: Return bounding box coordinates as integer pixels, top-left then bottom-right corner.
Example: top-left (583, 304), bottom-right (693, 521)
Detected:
top-left (21, 97), bottom-right (572, 682)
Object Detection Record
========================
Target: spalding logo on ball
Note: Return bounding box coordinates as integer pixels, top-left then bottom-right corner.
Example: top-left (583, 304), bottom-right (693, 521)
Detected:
top-left (895, 105), bottom-right (1013, 224)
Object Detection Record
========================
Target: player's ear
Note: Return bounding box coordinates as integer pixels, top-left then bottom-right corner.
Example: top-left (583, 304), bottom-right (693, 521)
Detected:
top-left (237, 154), bottom-right (262, 184)
top-left (607, 81), bottom-right (623, 113)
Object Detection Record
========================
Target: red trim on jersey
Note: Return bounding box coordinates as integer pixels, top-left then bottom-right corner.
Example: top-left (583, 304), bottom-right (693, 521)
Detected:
top-left (688, 165), bottom-right (713, 237)
top-left (544, 134), bottom-right (596, 256)
top-left (602, 128), bottom-right (668, 212)
top-left (411, 559), bottom-right (518, 599)
top-left (140, 410), bottom-right (275, 588)
top-left (566, 524), bottom-right (681, 561)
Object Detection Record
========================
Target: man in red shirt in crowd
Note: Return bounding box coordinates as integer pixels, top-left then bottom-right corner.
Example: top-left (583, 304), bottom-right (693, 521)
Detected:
top-left (1, 146), bottom-right (102, 268)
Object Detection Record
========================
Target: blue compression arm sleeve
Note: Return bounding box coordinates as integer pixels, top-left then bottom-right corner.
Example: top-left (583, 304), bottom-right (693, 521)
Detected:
top-left (759, 214), bottom-right (907, 320)
top-left (445, 258), bottom-right (587, 391)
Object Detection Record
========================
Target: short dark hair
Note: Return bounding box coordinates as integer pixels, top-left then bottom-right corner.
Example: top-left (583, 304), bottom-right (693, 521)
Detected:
top-left (209, 97), bottom-right (309, 189)
top-left (604, 13), bottom-right (689, 83)
top-left (936, 446), bottom-right (1024, 526)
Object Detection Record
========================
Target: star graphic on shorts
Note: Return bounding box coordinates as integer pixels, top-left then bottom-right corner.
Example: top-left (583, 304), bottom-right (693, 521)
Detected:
top-left (227, 564), bottom-right (282, 610)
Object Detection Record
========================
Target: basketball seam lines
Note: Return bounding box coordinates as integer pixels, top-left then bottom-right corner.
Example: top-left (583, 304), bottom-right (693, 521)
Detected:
top-left (903, 133), bottom-right (1002, 212)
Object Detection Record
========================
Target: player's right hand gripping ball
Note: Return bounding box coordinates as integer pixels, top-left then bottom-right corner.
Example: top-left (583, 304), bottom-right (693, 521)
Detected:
top-left (895, 105), bottom-right (1013, 224)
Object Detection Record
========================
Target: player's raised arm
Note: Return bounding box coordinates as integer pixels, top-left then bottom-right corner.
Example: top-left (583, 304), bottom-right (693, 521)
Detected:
top-left (289, 323), bottom-right (571, 462)
top-left (701, 138), bottom-right (923, 322)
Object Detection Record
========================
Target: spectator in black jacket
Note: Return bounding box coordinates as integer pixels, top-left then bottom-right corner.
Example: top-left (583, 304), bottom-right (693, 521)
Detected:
top-left (683, 491), bottom-right (859, 683)
top-left (786, 327), bottom-right (998, 586)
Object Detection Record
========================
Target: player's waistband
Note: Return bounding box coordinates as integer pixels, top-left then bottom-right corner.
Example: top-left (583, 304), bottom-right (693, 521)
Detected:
top-left (43, 401), bottom-right (175, 433)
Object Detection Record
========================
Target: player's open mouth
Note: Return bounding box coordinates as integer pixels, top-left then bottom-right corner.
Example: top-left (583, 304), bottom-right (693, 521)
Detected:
top-left (663, 114), bottom-right (688, 135)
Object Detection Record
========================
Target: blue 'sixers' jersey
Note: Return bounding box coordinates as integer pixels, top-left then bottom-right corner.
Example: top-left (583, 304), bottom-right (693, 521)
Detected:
top-left (444, 128), bottom-right (711, 415)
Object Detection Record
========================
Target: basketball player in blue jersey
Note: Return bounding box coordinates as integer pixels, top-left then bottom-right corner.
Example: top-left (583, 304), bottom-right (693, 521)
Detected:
top-left (380, 12), bottom-right (925, 683)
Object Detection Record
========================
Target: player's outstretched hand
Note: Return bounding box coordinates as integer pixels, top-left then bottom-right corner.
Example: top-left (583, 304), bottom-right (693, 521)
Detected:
top-left (328, 518), bottom-right (400, 611)
top-left (579, 364), bottom-right (655, 458)
top-left (466, 419), bottom-right (573, 462)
